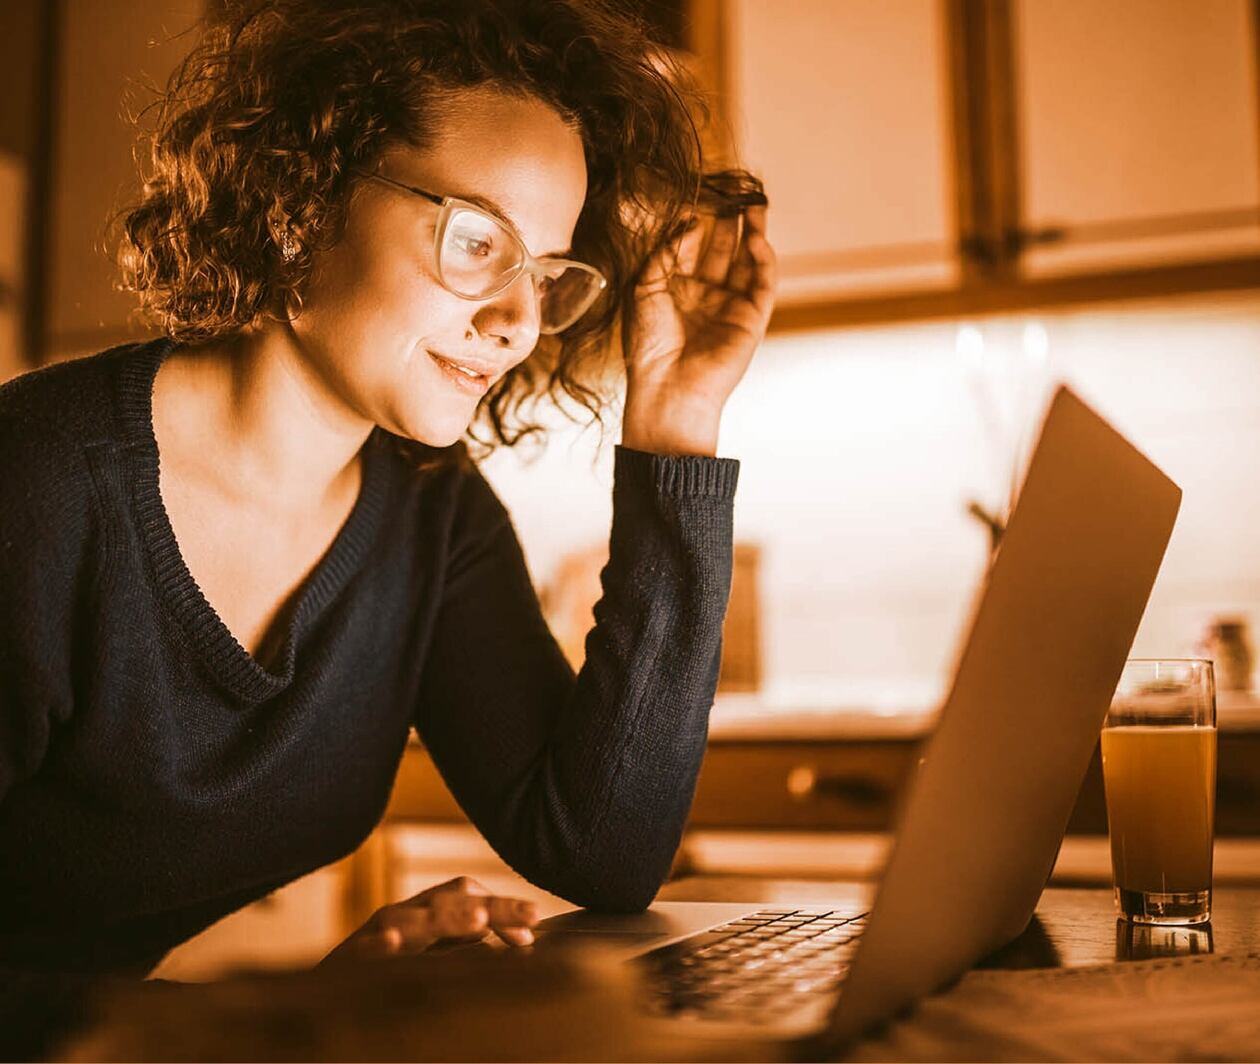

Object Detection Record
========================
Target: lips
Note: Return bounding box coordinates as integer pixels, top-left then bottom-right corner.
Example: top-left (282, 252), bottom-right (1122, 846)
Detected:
top-left (429, 351), bottom-right (502, 377)
top-left (427, 350), bottom-right (493, 396)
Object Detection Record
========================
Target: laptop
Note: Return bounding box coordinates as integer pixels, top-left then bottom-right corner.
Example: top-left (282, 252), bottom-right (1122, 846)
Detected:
top-left (533, 385), bottom-right (1182, 1054)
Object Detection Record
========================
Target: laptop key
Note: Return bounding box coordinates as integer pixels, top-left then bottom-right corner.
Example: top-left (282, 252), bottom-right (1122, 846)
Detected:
top-left (677, 932), bottom-right (741, 951)
top-left (640, 906), bottom-right (868, 1018)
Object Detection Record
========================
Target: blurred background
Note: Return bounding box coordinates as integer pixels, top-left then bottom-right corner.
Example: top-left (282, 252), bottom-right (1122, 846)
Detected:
top-left (3, 0), bottom-right (1259, 977)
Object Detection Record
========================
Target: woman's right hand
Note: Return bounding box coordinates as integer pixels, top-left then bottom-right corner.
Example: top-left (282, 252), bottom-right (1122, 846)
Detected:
top-left (318, 876), bottom-right (540, 967)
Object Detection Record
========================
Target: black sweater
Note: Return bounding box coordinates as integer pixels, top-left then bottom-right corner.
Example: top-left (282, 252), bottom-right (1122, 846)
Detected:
top-left (0, 339), bottom-right (738, 1056)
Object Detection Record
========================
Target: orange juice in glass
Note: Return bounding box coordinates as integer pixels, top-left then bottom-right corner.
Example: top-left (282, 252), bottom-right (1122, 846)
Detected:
top-left (1102, 659), bottom-right (1216, 925)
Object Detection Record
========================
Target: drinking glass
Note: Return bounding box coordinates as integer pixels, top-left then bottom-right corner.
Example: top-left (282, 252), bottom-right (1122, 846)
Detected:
top-left (1102, 659), bottom-right (1216, 925)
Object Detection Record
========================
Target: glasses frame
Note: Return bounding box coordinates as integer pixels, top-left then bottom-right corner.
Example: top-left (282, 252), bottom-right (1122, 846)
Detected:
top-left (361, 171), bottom-right (607, 334)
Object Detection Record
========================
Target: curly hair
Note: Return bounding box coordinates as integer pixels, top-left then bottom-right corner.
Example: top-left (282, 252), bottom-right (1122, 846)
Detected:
top-left (117, 0), bottom-right (723, 464)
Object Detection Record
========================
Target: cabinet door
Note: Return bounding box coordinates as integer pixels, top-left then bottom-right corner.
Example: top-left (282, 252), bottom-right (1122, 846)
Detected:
top-left (725, 0), bottom-right (959, 303)
top-left (48, 0), bottom-right (203, 358)
top-left (1013, 0), bottom-right (1260, 277)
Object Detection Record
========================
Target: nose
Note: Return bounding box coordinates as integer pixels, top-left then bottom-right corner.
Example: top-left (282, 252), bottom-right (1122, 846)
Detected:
top-left (471, 271), bottom-right (542, 352)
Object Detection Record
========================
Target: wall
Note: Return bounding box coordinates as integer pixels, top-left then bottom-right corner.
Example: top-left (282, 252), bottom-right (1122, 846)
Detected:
top-left (0, 153), bottom-right (24, 379)
top-left (48, 0), bottom-right (202, 356)
top-left (480, 289), bottom-right (1260, 712)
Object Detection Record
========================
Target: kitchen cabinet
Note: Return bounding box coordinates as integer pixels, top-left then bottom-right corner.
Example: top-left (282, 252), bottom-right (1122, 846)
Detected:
top-left (724, 0), bottom-right (959, 303)
top-left (383, 728), bottom-right (1260, 838)
top-left (696, 0), bottom-right (1260, 329)
top-left (1012, 0), bottom-right (1260, 278)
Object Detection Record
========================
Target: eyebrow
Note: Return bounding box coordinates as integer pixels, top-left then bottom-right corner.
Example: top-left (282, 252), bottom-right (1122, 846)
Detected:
top-left (445, 188), bottom-right (575, 260)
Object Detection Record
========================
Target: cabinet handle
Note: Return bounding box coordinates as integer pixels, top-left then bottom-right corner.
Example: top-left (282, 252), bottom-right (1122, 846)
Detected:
top-left (959, 233), bottom-right (999, 266)
top-left (959, 226), bottom-right (1068, 265)
top-left (1004, 225), bottom-right (1069, 254)
top-left (786, 765), bottom-right (887, 807)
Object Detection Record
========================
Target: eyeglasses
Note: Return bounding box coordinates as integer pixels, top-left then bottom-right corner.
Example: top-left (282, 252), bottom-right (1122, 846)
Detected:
top-left (361, 171), bottom-right (607, 335)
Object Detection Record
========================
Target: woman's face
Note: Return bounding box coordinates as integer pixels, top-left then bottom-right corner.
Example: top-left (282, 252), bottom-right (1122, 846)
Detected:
top-left (290, 87), bottom-right (589, 447)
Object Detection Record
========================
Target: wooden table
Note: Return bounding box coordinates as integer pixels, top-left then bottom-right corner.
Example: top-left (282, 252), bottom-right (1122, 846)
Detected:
top-left (65, 880), bottom-right (1260, 1062)
top-left (657, 877), bottom-right (1260, 1061)
top-left (659, 876), bottom-right (1260, 967)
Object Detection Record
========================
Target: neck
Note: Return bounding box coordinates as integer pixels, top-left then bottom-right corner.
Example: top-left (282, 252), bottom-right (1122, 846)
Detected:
top-left (154, 325), bottom-right (374, 515)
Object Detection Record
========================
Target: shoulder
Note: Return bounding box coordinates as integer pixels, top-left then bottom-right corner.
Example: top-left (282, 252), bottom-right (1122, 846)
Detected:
top-left (0, 344), bottom-right (140, 549)
top-left (0, 437), bottom-right (97, 577)
top-left (0, 340), bottom-right (147, 448)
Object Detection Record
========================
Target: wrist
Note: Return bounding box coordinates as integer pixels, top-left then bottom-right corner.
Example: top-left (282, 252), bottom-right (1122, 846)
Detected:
top-left (621, 401), bottom-right (721, 457)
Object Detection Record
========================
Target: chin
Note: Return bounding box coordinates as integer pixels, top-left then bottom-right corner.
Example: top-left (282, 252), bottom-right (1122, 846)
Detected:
top-left (391, 410), bottom-right (475, 450)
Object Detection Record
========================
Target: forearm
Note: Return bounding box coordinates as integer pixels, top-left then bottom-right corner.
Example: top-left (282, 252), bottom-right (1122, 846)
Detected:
top-left (417, 446), bottom-right (739, 912)
top-left (531, 446), bottom-right (738, 909)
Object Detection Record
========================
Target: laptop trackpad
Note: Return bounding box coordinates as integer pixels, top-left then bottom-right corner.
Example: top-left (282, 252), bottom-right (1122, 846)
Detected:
top-left (534, 901), bottom-right (763, 955)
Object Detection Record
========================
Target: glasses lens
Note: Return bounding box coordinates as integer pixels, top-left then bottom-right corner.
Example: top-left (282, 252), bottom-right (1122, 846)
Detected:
top-left (538, 265), bottom-right (603, 334)
top-left (439, 205), bottom-right (603, 332)
top-left (439, 207), bottom-right (521, 297)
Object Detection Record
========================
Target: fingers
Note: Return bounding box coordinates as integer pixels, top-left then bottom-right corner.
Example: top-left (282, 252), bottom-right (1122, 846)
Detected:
top-left (321, 882), bottom-right (541, 968)
top-left (636, 216), bottom-right (703, 297)
top-left (635, 238), bottom-right (676, 295)
top-left (318, 912), bottom-right (427, 967)
top-left (638, 193), bottom-right (773, 299)
top-left (405, 874), bottom-right (490, 905)
top-left (724, 204), bottom-right (776, 317)
top-left (674, 217), bottom-right (706, 278)
top-left (486, 896), bottom-right (539, 947)
top-left (723, 204), bottom-right (762, 293)
top-left (396, 877), bottom-right (539, 948)
top-left (693, 213), bottom-right (742, 287)
top-left (324, 922), bottom-right (406, 964)
top-left (375, 903), bottom-right (444, 953)
top-left (361, 891), bottom-right (491, 951)
top-left (425, 889), bottom-right (493, 939)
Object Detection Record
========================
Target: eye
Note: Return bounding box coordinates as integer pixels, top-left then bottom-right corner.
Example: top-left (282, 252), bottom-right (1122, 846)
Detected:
top-left (451, 232), bottom-right (493, 258)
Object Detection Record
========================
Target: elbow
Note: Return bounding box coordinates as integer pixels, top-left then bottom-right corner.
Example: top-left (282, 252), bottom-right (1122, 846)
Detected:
top-left (562, 886), bottom-right (659, 915)
top-left (547, 864), bottom-right (664, 915)
top-left (575, 883), bottom-right (659, 915)
top-left (559, 819), bottom-right (689, 913)
top-left (497, 784), bottom-right (683, 914)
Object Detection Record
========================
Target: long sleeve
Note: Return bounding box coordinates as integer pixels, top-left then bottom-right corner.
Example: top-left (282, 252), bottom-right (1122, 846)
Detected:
top-left (0, 414), bottom-right (110, 1060)
top-left (0, 419), bottom-right (94, 801)
top-left (414, 444), bottom-right (739, 913)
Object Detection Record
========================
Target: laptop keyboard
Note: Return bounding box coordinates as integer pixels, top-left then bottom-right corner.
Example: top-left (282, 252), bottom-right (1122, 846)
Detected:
top-left (637, 908), bottom-right (869, 1022)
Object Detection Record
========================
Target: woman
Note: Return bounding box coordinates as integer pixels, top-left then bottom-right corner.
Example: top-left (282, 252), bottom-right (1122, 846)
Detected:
top-left (0, 0), bottom-right (774, 1053)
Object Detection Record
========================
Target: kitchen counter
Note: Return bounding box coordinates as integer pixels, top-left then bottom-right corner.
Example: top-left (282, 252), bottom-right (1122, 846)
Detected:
top-left (709, 686), bottom-right (1260, 741)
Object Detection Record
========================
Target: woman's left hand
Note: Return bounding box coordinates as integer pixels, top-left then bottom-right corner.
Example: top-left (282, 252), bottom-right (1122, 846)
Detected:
top-left (317, 876), bottom-right (538, 967)
top-left (621, 204), bottom-right (777, 457)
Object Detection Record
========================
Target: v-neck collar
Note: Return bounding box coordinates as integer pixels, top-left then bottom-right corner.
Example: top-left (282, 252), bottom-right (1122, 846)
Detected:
top-left (116, 339), bottom-right (391, 704)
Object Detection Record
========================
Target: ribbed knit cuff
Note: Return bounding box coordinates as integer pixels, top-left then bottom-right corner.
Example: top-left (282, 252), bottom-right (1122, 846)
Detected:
top-left (613, 445), bottom-right (740, 498)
